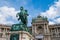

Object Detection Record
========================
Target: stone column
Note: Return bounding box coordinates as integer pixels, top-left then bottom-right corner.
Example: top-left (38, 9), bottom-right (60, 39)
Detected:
top-left (8, 33), bottom-right (11, 40)
top-left (35, 24), bottom-right (36, 34)
top-left (44, 23), bottom-right (51, 40)
top-left (57, 28), bottom-right (59, 37)
top-left (35, 24), bottom-right (37, 40)
top-left (32, 24), bottom-right (36, 40)
top-left (2, 32), bottom-right (6, 37)
top-left (47, 24), bottom-right (51, 40)
top-left (44, 23), bottom-right (47, 40)
top-left (55, 28), bottom-right (57, 37)
top-left (32, 25), bottom-right (35, 36)
top-left (47, 24), bottom-right (50, 34)
top-left (19, 33), bottom-right (21, 40)
top-left (44, 23), bottom-right (46, 34)
top-left (6, 33), bottom-right (10, 40)
top-left (6, 28), bottom-right (7, 32)
top-left (0, 28), bottom-right (1, 32)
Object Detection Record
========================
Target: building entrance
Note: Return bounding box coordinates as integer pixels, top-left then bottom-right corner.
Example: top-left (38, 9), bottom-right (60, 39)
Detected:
top-left (37, 39), bottom-right (42, 40)
top-left (36, 34), bottom-right (43, 40)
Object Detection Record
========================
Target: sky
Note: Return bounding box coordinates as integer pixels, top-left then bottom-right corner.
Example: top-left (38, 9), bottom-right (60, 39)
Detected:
top-left (0, 0), bottom-right (59, 26)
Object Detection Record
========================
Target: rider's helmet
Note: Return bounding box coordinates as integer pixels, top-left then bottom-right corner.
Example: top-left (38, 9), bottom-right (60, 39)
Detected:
top-left (20, 6), bottom-right (23, 11)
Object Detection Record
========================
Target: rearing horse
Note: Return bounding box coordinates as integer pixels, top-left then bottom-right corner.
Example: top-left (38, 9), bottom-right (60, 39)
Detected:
top-left (16, 9), bottom-right (28, 25)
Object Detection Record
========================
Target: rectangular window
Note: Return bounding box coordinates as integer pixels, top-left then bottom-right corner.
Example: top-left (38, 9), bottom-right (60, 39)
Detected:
top-left (0, 33), bottom-right (2, 38)
top-left (38, 39), bottom-right (42, 40)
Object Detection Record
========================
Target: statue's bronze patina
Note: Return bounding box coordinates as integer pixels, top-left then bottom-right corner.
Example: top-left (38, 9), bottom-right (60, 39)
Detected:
top-left (16, 6), bottom-right (28, 25)
top-left (10, 7), bottom-right (31, 40)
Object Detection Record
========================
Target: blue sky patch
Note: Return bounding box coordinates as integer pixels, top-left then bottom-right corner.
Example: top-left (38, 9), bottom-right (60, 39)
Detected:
top-left (0, 0), bottom-right (59, 26)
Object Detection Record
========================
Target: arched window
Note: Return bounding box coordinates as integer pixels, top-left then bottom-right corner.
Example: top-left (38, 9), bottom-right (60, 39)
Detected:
top-left (37, 25), bottom-right (42, 29)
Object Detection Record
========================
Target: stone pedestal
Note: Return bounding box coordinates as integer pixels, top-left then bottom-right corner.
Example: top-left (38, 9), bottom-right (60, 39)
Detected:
top-left (0, 31), bottom-right (34, 40)
top-left (10, 31), bottom-right (34, 40)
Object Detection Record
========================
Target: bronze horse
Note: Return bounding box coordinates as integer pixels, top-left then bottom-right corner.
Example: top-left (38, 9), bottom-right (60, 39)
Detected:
top-left (16, 7), bottom-right (28, 25)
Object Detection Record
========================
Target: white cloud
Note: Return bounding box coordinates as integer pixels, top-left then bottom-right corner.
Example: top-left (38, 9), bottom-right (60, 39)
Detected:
top-left (0, 6), bottom-right (19, 24)
top-left (49, 21), bottom-right (55, 25)
top-left (54, 18), bottom-right (60, 23)
top-left (41, 0), bottom-right (60, 25)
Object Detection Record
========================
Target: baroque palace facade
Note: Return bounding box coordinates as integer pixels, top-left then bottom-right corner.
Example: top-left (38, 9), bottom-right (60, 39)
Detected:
top-left (31, 15), bottom-right (60, 40)
top-left (0, 15), bottom-right (60, 40)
